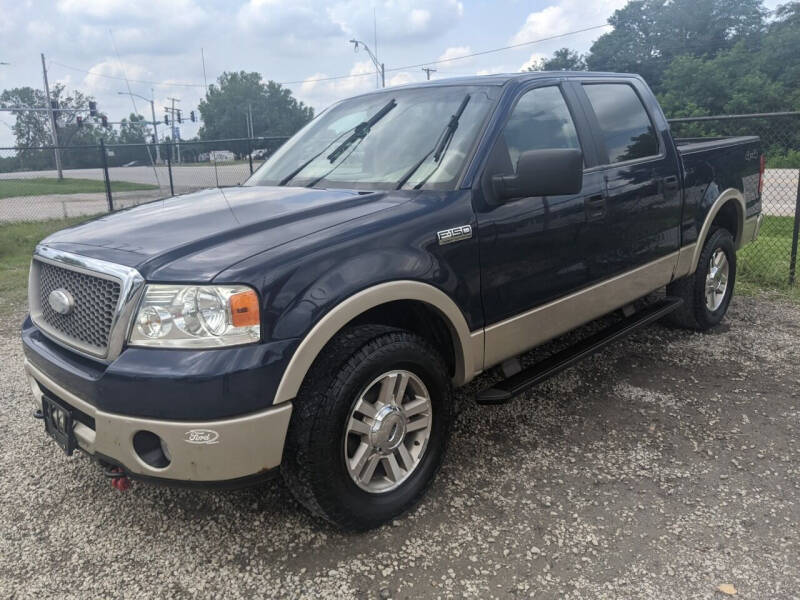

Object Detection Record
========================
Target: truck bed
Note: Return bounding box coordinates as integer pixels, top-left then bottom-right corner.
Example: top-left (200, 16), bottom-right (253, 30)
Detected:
top-left (674, 135), bottom-right (762, 238)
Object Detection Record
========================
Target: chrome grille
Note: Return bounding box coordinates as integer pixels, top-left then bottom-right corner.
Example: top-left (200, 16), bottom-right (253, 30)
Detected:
top-left (36, 260), bottom-right (121, 354)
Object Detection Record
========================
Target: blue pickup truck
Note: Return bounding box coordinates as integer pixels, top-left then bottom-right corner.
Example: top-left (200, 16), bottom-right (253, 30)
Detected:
top-left (23, 72), bottom-right (763, 529)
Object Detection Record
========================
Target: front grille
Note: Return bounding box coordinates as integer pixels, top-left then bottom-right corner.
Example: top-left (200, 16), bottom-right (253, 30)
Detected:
top-left (37, 261), bottom-right (121, 354)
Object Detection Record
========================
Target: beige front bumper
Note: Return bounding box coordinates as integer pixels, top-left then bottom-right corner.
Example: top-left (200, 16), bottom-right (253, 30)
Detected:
top-left (24, 360), bottom-right (292, 482)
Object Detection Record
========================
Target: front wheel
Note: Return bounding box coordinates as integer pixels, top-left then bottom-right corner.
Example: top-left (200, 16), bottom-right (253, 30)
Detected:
top-left (281, 325), bottom-right (453, 530)
top-left (666, 228), bottom-right (736, 330)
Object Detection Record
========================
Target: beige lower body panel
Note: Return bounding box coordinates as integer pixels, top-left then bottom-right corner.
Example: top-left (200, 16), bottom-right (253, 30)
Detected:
top-left (741, 213), bottom-right (763, 247)
top-left (482, 252), bottom-right (680, 369)
top-left (24, 360), bottom-right (292, 482)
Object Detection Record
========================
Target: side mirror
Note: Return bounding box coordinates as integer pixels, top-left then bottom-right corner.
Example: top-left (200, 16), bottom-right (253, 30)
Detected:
top-left (492, 148), bottom-right (583, 201)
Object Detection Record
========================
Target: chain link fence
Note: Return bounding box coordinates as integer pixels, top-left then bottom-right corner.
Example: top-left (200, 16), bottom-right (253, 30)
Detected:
top-left (668, 112), bottom-right (800, 287)
top-left (3, 116), bottom-right (800, 287)
top-left (0, 136), bottom-right (288, 222)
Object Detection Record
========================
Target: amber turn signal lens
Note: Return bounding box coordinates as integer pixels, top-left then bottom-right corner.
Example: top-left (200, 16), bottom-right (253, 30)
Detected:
top-left (229, 290), bottom-right (260, 327)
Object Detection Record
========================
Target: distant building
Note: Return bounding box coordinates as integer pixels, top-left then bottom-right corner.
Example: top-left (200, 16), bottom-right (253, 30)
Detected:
top-left (199, 150), bottom-right (236, 162)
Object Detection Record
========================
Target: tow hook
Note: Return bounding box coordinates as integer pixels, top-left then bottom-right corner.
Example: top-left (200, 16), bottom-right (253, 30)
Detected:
top-left (105, 467), bottom-right (131, 491)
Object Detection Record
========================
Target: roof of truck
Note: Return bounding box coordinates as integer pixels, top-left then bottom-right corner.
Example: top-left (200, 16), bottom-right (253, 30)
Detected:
top-left (390, 71), bottom-right (638, 88)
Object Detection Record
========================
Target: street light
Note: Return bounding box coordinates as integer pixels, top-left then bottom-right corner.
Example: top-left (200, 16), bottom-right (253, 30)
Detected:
top-left (349, 39), bottom-right (385, 88)
top-left (117, 90), bottom-right (161, 163)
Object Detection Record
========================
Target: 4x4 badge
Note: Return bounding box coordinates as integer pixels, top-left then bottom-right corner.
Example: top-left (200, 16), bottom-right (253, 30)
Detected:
top-left (437, 225), bottom-right (473, 245)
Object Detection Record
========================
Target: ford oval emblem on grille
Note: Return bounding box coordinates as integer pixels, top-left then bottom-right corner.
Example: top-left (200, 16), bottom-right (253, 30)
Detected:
top-left (48, 289), bottom-right (75, 315)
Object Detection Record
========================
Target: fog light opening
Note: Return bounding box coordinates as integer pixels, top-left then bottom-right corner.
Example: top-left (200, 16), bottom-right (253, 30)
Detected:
top-left (133, 430), bottom-right (171, 469)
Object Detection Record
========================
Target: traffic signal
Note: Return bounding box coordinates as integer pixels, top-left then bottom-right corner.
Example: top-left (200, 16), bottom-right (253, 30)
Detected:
top-left (164, 114), bottom-right (169, 125)
top-left (50, 100), bottom-right (59, 110)
top-left (76, 116), bottom-right (83, 129)
top-left (101, 115), bottom-right (109, 128)
top-left (88, 101), bottom-right (97, 117)
top-left (177, 110), bottom-right (182, 124)
top-left (190, 110), bottom-right (196, 122)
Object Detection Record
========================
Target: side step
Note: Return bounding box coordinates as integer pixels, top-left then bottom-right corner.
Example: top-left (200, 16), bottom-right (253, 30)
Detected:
top-left (476, 297), bottom-right (683, 405)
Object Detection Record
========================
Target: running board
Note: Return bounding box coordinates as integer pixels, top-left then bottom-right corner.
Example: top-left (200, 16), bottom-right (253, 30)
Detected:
top-left (476, 297), bottom-right (683, 405)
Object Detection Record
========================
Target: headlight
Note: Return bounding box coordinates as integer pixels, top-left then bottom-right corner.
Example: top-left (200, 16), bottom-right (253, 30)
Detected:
top-left (129, 284), bottom-right (260, 348)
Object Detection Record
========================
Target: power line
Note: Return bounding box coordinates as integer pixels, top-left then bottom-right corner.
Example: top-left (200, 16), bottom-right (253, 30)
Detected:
top-left (47, 23), bottom-right (612, 89)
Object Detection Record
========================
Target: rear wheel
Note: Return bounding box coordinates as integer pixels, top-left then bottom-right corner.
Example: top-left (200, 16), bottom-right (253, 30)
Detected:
top-left (666, 228), bottom-right (736, 330)
top-left (281, 325), bottom-right (452, 530)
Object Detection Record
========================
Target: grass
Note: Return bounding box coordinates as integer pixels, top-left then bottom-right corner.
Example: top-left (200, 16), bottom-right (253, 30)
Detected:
top-left (0, 177), bottom-right (157, 199)
top-left (0, 216), bottom-right (95, 315)
top-left (766, 150), bottom-right (800, 169)
top-left (737, 215), bottom-right (800, 303)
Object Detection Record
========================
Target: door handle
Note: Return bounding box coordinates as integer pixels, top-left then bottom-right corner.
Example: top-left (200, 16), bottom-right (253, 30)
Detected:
top-left (584, 194), bottom-right (606, 219)
top-left (662, 175), bottom-right (679, 191)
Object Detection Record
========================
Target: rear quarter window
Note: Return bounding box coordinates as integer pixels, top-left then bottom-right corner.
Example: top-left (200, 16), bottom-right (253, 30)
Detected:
top-left (583, 83), bottom-right (660, 164)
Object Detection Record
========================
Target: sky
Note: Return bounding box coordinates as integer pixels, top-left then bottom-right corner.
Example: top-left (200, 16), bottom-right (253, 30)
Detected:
top-left (0, 0), bottom-right (780, 147)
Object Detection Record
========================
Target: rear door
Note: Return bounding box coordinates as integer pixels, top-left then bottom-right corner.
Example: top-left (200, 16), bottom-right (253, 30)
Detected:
top-left (576, 80), bottom-right (682, 281)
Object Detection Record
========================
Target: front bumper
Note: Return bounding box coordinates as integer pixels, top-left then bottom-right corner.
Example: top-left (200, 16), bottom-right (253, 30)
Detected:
top-left (25, 359), bottom-right (292, 483)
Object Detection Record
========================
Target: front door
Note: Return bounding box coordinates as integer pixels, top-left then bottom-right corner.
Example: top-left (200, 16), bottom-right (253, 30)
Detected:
top-left (475, 83), bottom-right (605, 326)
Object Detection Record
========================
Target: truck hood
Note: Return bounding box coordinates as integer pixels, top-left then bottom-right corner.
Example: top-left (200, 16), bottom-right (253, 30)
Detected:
top-left (43, 186), bottom-right (401, 281)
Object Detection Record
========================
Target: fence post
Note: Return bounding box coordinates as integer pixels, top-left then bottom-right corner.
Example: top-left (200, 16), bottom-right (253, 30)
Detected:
top-left (247, 137), bottom-right (254, 175)
top-left (166, 150), bottom-right (175, 196)
top-left (789, 170), bottom-right (800, 285)
top-left (99, 139), bottom-right (113, 212)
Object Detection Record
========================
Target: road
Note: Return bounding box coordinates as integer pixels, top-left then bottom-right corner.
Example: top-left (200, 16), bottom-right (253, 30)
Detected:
top-left (2, 294), bottom-right (799, 598)
top-left (1, 166), bottom-right (797, 222)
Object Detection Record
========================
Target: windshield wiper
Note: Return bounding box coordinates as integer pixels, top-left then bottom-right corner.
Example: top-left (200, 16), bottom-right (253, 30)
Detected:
top-left (326, 98), bottom-right (397, 163)
top-left (278, 98), bottom-right (397, 187)
top-left (278, 131), bottom-right (348, 186)
top-left (395, 94), bottom-right (471, 190)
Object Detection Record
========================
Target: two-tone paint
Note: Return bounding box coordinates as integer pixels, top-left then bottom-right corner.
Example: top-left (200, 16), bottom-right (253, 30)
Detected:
top-left (21, 72), bottom-right (762, 482)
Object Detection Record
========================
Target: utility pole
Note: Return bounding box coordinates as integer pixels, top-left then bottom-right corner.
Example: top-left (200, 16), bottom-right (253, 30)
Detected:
top-left (41, 53), bottom-right (63, 179)
top-left (118, 90), bottom-right (161, 163)
top-left (247, 103), bottom-right (254, 138)
top-left (350, 39), bottom-right (385, 88)
top-left (167, 97), bottom-right (180, 163)
top-left (422, 67), bottom-right (436, 80)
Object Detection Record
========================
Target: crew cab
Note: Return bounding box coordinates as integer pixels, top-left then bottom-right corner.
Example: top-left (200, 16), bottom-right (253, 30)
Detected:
top-left (22, 72), bottom-right (763, 530)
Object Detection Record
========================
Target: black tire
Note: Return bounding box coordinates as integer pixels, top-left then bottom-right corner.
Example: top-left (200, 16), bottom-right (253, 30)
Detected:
top-left (666, 228), bottom-right (736, 330)
top-left (281, 324), bottom-right (453, 531)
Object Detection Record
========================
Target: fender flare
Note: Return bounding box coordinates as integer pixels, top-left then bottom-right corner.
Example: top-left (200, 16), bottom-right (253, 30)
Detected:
top-left (675, 188), bottom-right (746, 278)
top-left (272, 281), bottom-right (483, 405)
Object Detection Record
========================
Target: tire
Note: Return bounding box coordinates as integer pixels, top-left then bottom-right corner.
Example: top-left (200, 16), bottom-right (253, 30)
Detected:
top-left (281, 324), bottom-right (453, 531)
top-left (666, 228), bottom-right (736, 330)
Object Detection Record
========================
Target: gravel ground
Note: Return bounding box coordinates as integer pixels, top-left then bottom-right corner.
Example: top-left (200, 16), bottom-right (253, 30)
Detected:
top-left (1, 295), bottom-right (799, 599)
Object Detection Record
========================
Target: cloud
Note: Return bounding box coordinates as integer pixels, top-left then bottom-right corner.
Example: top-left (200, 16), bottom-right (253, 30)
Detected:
top-left (26, 20), bottom-right (56, 38)
top-left (58, 0), bottom-right (206, 23)
top-left (237, 0), bottom-right (344, 42)
top-left (298, 60), bottom-right (380, 110)
top-left (511, 6), bottom-right (571, 45)
top-left (329, 0), bottom-right (464, 42)
top-left (437, 46), bottom-right (474, 65)
top-left (387, 72), bottom-right (417, 87)
top-left (82, 61), bottom-right (151, 93)
top-left (520, 52), bottom-right (548, 72)
top-left (475, 65), bottom-right (508, 76)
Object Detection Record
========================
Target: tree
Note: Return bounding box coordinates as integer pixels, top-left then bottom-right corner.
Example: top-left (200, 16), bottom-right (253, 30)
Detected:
top-left (198, 71), bottom-right (313, 143)
top-left (527, 48), bottom-right (587, 72)
top-left (0, 84), bottom-right (99, 148)
top-left (586, 0), bottom-right (766, 86)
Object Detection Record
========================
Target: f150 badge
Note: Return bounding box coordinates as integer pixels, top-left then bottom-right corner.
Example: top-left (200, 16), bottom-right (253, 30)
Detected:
top-left (184, 429), bottom-right (220, 444)
top-left (437, 225), bottom-right (473, 245)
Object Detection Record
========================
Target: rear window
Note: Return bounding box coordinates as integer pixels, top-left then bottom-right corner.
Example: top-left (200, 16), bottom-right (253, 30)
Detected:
top-left (583, 83), bottom-right (659, 164)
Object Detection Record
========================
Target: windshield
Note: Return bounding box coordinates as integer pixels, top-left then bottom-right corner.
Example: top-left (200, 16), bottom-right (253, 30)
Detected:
top-left (245, 85), bottom-right (498, 191)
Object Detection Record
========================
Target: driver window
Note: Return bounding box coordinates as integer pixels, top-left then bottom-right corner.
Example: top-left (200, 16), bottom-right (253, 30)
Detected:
top-left (501, 86), bottom-right (580, 173)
